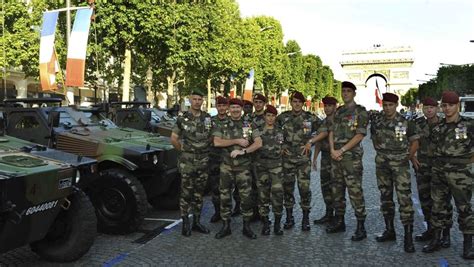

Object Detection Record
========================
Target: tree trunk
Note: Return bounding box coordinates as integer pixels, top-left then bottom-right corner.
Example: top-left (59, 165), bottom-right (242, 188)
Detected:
top-left (166, 71), bottom-right (176, 108)
top-left (207, 78), bottom-right (212, 112)
top-left (122, 48), bottom-right (131, 101)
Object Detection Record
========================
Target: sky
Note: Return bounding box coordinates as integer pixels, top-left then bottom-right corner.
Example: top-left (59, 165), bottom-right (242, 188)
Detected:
top-left (237, 0), bottom-right (474, 84)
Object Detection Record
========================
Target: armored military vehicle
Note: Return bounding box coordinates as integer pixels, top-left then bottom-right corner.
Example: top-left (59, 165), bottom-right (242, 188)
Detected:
top-left (0, 114), bottom-right (96, 262)
top-left (105, 101), bottom-right (177, 137)
top-left (3, 98), bottom-right (179, 234)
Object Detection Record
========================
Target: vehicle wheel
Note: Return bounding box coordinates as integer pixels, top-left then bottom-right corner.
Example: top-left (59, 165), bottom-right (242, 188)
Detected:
top-left (30, 189), bottom-right (97, 262)
top-left (91, 168), bottom-right (148, 234)
top-left (149, 176), bottom-right (180, 210)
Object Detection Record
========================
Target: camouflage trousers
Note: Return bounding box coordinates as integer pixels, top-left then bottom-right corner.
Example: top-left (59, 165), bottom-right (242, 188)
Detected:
top-left (431, 161), bottom-right (473, 234)
top-left (320, 151), bottom-right (333, 210)
top-left (219, 163), bottom-right (253, 221)
top-left (331, 153), bottom-right (366, 220)
top-left (233, 164), bottom-right (259, 209)
top-left (256, 163), bottom-right (284, 217)
top-left (375, 154), bottom-right (414, 225)
top-left (208, 157), bottom-right (221, 205)
top-left (178, 152), bottom-right (209, 217)
top-left (415, 157), bottom-right (453, 226)
top-left (282, 160), bottom-right (312, 211)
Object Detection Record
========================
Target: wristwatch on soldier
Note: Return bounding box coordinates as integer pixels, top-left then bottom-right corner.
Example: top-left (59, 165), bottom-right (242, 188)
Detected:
top-left (340, 147), bottom-right (346, 153)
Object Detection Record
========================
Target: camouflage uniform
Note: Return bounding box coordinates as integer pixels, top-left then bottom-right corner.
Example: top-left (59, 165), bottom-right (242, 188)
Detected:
top-left (213, 118), bottom-right (261, 221)
top-left (371, 112), bottom-right (417, 225)
top-left (430, 116), bottom-right (473, 234)
top-left (256, 126), bottom-right (284, 217)
top-left (330, 104), bottom-right (368, 220)
top-left (209, 115), bottom-right (229, 207)
top-left (172, 111), bottom-right (212, 216)
top-left (414, 116), bottom-right (453, 227)
top-left (316, 116), bottom-right (334, 212)
top-left (276, 111), bottom-right (319, 210)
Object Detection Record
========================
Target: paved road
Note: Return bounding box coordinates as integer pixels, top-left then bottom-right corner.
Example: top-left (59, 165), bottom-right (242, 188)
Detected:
top-left (1, 135), bottom-right (472, 266)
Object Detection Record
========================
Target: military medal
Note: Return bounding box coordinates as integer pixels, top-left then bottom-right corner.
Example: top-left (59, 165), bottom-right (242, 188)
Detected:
top-left (455, 123), bottom-right (467, 140)
top-left (303, 119), bottom-right (311, 135)
top-left (204, 117), bottom-right (211, 130)
top-left (276, 132), bottom-right (284, 144)
top-left (243, 120), bottom-right (251, 139)
top-left (395, 122), bottom-right (406, 141)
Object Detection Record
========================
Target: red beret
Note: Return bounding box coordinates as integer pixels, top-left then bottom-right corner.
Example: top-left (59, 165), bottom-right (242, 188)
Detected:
top-left (229, 98), bottom-right (243, 107)
top-left (291, 91), bottom-right (305, 102)
top-left (253, 93), bottom-right (267, 103)
top-left (341, 81), bottom-right (357, 91)
top-left (422, 97), bottom-right (437, 106)
top-left (216, 96), bottom-right (228, 105)
top-left (382, 93), bottom-right (399, 103)
top-left (322, 96), bottom-right (337, 105)
top-left (441, 91), bottom-right (459, 104)
top-left (243, 100), bottom-right (253, 107)
top-left (264, 105), bottom-right (278, 115)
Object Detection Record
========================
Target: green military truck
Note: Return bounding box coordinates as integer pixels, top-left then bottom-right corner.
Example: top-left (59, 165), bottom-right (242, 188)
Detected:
top-left (3, 98), bottom-right (179, 234)
top-left (104, 101), bottom-right (177, 137)
top-left (0, 115), bottom-right (96, 262)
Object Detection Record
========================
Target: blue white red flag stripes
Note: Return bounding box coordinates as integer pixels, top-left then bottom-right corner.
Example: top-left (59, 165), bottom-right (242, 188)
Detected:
top-left (243, 69), bottom-right (255, 101)
top-left (65, 8), bottom-right (93, 87)
top-left (375, 79), bottom-right (383, 106)
top-left (39, 11), bottom-right (59, 90)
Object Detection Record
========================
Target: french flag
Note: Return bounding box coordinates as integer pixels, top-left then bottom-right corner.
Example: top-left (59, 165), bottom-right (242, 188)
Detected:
top-left (65, 8), bottom-right (93, 87)
top-left (243, 69), bottom-right (254, 101)
top-left (39, 11), bottom-right (59, 90)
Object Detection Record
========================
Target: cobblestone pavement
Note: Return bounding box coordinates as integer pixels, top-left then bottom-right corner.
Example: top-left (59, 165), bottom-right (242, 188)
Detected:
top-left (1, 135), bottom-right (473, 266)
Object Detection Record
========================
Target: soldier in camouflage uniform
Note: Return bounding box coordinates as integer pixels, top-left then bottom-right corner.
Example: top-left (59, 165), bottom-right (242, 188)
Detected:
top-left (422, 91), bottom-right (474, 260)
top-left (370, 93), bottom-right (417, 253)
top-left (251, 93), bottom-right (267, 130)
top-left (305, 96), bottom-right (338, 225)
top-left (213, 98), bottom-right (263, 239)
top-left (256, 105), bottom-right (285, 236)
top-left (231, 99), bottom-right (255, 216)
top-left (170, 90), bottom-right (212, 237)
top-left (208, 96), bottom-right (229, 223)
top-left (327, 81), bottom-right (368, 242)
top-left (411, 97), bottom-right (453, 246)
top-left (277, 91), bottom-right (319, 231)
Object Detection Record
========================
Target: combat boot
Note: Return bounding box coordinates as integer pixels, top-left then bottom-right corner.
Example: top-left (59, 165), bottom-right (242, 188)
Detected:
top-left (326, 216), bottom-right (346, 233)
top-left (250, 207), bottom-right (260, 222)
top-left (351, 219), bottom-right (367, 241)
top-left (231, 201), bottom-right (241, 217)
top-left (376, 217), bottom-right (396, 242)
top-left (210, 201), bottom-right (221, 223)
top-left (243, 220), bottom-right (257, 239)
top-left (181, 216), bottom-right (191, 237)
top-left (192, 215), bottom-right (210, 234)
top-left (440, 227), bottom-right (451, 248)
top-left (422, 229), bottom-right (441, 253)
top-left (215, 220), bottom-right (231, 239)
top-left (274, 215), bottom-right (283, 235)
top-left (415, 221), bottom-right (433, 242)
top-left (404, 224), bottom-right (415, 253)
top-left (283, 208), bottom-right (295, 230)
top-left (463, 234), bottom-right (474, 260)
top-left (314, 208), bottom-right (334, 224)
top-left (261, 216), bottom-right (270, 235)
top-left (302, 210), bottom-right (310, 231)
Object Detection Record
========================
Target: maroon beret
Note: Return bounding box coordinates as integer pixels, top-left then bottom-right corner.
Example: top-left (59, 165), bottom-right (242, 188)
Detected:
top-left (341, 81), bottom-right (357, 91)
top-left (253, 93), bottom-right (267, 103)
top-left (422, 97), bottom-right (437, 107)
top-left (441, 91), bottom-right (459, 104)
top-left (291, 91), bottom-right (305, 102)
top-left (243, 100), bottom-right (253, 107)
top-left (382, 93), bottom-right (399, 103)
top-left (216, 96), bottom-right (228, 105)
top-left (322, 96), bottom-right (337, 105)
top-left (229, 98), bottom-right (243, 107)
top-left (264, 105), bottom-right (278, 115)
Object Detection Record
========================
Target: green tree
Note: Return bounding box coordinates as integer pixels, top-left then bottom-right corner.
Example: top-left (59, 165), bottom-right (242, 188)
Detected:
top-left (285, 40), bottom-right (304, 94)
top-left (401, 87), bottom-right (418, 107)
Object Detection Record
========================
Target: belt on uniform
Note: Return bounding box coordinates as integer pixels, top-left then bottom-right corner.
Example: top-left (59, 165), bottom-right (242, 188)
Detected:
top-left (436, 157), bottom-right (471, 164)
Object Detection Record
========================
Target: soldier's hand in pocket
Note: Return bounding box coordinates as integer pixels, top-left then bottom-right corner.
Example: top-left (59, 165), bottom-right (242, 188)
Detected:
top-left (410, 156), bottom-right (420, 170)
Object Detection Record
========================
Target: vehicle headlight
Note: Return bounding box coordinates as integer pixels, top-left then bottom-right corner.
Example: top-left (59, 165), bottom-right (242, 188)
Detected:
top-left (153, 154), bottom-right (158, 165)
top-left (75, 170), bottom-right (81, 184)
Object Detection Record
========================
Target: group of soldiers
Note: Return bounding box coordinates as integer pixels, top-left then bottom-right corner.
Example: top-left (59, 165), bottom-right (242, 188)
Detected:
top-left (170, 81), bottom-right (473, 260)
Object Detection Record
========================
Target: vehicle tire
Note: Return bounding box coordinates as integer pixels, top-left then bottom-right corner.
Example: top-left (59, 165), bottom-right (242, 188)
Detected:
top-left (90, 168), bottom-right (148, 234)
top-left (149, 175), bottom-right (180, 210)
top-left (30, 189), bottom-right (97, 262)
